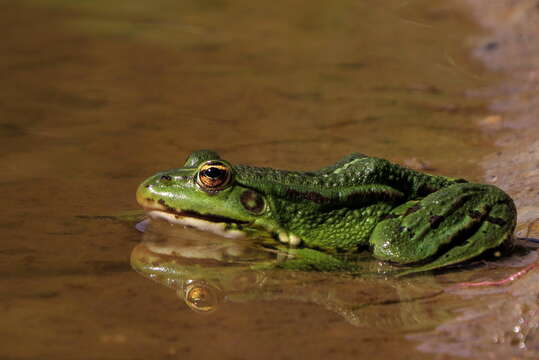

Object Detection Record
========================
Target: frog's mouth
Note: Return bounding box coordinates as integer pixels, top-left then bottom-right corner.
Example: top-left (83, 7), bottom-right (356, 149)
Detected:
top-left (141, 205), bottom-right (249, 239)
top-left (136, 192), bottom-right (251, 238)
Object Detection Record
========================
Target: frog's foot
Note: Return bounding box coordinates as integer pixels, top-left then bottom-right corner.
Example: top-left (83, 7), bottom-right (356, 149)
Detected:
top-left (277, 232), bottom-right (302, 246)
top-left (370, 183), bottom-right (516, 274)
top-left (145, 209), bottom-right (248, 239)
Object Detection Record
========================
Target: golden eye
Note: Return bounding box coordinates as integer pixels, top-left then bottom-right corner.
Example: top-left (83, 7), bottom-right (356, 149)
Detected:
top-left (197, 161), bottom-right (232, 190)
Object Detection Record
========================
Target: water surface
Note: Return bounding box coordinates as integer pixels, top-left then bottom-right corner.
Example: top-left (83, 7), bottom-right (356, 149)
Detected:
top-left (1, 1), bottom-right (527, 359)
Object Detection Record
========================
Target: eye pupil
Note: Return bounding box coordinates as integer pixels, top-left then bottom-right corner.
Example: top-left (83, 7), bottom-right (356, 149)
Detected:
top-left (203, 167), bottom-right (223, 179)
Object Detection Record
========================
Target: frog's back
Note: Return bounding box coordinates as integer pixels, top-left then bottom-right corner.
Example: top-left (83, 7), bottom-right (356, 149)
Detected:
top-left (234, 153), bottom-right (460, 204)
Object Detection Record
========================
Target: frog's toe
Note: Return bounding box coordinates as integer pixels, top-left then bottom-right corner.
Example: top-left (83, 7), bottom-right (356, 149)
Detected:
top-left (278, 232), bottom-right (302, 247)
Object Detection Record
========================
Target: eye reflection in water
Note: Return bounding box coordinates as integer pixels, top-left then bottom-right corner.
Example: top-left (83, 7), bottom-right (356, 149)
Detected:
top-left (183, 281), bottom-right (223, 313)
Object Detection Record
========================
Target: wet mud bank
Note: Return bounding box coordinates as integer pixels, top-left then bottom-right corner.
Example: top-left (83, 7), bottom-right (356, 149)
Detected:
top-left (412, 2), bottom-right (539, 359)
top-left (467, 0), bottom-right (539, 216)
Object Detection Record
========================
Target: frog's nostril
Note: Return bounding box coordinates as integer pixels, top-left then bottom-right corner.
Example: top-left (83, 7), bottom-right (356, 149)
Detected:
top-left (160, 175), bottom-right (172, 181)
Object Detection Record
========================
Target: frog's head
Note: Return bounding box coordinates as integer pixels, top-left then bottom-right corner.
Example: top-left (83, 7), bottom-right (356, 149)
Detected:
top-left (136, 150), bottom-right (274, 238)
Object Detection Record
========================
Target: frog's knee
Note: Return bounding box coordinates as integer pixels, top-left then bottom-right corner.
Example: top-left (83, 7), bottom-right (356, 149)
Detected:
top-left (370, 219), bottom-right (421, 264)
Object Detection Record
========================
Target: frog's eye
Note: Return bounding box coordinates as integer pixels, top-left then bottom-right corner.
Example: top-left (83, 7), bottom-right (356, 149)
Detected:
top-left (196, 160), bottom-right (232, 191)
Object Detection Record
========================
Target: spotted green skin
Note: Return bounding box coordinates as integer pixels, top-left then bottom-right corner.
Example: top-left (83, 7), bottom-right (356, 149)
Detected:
top-left (137, 150), bottom-right (517, 273)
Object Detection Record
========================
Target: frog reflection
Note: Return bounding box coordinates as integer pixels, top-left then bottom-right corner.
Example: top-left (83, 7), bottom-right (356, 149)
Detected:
top-left (130, 218), bottom-right (451, 329)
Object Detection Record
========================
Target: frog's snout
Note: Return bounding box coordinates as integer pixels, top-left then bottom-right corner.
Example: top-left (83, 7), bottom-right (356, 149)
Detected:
top-left (136, 176), bottom-right (156, 209)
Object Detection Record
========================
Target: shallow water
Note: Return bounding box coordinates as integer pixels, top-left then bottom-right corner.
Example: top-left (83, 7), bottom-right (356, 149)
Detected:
top-left (2, 1), bottom-right (537, 359)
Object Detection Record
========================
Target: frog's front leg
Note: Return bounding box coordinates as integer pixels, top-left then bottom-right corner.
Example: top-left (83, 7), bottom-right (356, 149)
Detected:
top-left (369, 183), bottom-right (516, 272)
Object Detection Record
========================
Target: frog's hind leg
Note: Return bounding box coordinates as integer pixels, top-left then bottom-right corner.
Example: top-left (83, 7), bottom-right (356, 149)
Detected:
top-left (369, 183), bottom-right (516, 273)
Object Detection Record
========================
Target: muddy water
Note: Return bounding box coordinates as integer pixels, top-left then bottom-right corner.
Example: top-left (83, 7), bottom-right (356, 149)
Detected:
top-left (0, 0), bottom-right (531, 359)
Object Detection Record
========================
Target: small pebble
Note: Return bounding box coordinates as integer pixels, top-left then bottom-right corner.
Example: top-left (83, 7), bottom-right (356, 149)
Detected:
top-left (478, 115), bottom-right (504, 129)
top-left (403, 158), bottom-right (433, 171)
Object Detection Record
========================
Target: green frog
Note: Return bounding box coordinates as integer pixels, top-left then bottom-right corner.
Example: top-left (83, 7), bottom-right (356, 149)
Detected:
top-left (136, 150), bottom-right (516, 273)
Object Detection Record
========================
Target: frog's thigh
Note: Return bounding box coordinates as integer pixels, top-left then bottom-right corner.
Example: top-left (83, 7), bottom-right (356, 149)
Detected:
top-left (369, 183), bottom-right (516, 268)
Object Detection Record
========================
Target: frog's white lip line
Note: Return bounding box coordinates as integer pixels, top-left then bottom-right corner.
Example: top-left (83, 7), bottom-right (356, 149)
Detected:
top-left (141, 204), bottom-right (249, 224)
top-left (144, 209), bottom-right (247, 239)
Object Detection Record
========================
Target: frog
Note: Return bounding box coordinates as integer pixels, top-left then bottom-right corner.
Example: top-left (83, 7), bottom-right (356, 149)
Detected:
top-left (136, 150), bottom-right (517, 274)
